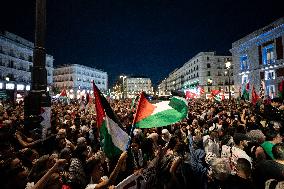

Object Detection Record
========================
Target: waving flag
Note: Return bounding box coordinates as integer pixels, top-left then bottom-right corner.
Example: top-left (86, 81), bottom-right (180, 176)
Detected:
top-left (133, 92), bottom-right (188, 128)
top-left (93, 82), bottom-right (129, 159)
top-left (251, 85), bottom-right (260, 105)
top-left (59, 88), bottom-right (67, 97)
top-left (186, 91), bottom-right (197, 99)
top-left (211, 90), bottom-right (223, 101)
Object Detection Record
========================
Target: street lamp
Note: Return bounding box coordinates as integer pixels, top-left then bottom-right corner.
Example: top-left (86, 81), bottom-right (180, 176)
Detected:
top-left (120, 75), bottom-right (127, 99)
top-left (225, 61), bottom-right (231, 100)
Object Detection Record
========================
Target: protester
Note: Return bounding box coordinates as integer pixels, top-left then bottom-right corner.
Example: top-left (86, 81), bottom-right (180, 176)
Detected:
top-left (0, 94), bottom-right (283, 189)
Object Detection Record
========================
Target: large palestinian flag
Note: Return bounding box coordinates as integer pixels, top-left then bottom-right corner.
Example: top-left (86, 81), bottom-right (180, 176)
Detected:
top-left (93, 82), bottom-right (129, 159)
top-left (133, 92), bottom-right (188, 128)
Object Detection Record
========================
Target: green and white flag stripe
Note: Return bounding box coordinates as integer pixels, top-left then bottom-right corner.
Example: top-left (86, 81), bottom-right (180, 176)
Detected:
top-left (135, 96), bottom-right (188, 128)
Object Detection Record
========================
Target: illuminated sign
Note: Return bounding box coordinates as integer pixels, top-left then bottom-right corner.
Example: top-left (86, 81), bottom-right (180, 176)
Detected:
top-left (17, 84), bottom-right (25, 91)
top-left (6, 83), bottom-right (15, 90)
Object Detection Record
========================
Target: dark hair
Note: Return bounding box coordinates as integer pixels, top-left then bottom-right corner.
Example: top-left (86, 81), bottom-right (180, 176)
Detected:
top-left (272, 143), bottom-right (284, 160)
top-left (73, 145), bottom-right (87, 162)
top-left (168, 136), bottom-right (179, 150)
top-left (85, 158), bottom-right (101, 176)
top-left (236, 158), bottom-right (251, 178)
top-left (265, 129), bottom-right (278, 141)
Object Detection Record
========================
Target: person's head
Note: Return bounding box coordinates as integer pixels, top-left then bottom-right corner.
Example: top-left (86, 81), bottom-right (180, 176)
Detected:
top-left (235, 158), bottom-right (251, 179)
top-left (56, 129), bottom-right (66, 139)
top-left (265, 129), bottom-right (282, 143)
top-left (246, 130), bottom-right (266, 144)
top-left (73, 145), bottom-right (88, 162)
top-left (233, 133), bottom-right (250, 149)
top-left (60, 148), bottom-right (72, 163)
top-left (77, 137), bottom-right (87, 147)
top-left (272, 143), bottom-right (284, 161)
top-left (161, 129), bottom-right (171, 141)
top-left (85, 158), bottom-right (104, 182)
top-left (211, 158), bottom-right (231, 181)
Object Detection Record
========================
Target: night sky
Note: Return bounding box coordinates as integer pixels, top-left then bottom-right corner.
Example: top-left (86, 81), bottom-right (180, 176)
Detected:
top-left (0, 0), bottom-right (283, 86)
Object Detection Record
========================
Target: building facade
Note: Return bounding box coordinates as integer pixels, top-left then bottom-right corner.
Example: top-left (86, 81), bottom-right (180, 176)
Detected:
top-left (0, 31), bottom-right (54, 99)
top-left (125, 77), bottom-right (153, 98)
top-left (158, 52), bottom-right (233, 96)
top-left (231, 17), bottom-right (284, 98)
top-left (53, 64), bottom-right (108, 95)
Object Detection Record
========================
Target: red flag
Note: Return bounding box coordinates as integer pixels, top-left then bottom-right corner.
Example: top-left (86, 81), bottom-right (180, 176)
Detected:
top-left (186, 91), bottom-right (197, 99)
top-left (246, 82), bottom-right (250, 90)
top-left (59, 88), bottom-right (67, 97)
top-left (211, 90), bottom-right (220, 96)
top-left (251, 85), bottom-right (260, 105)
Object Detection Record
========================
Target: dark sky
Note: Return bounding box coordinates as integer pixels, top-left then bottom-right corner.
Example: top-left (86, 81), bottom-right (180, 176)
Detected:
top-left (0, 0), bottom-right (283, 86)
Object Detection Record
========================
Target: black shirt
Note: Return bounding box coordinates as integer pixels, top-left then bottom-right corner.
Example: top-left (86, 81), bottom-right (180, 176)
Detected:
top-left (253, 160), bottom-right (284, 189)
top-left (223, 174), bottom-right (255, 189)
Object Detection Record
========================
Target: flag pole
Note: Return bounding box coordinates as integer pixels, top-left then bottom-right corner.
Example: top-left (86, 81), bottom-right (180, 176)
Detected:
top-left (126, 92), bottom-right (144, 150)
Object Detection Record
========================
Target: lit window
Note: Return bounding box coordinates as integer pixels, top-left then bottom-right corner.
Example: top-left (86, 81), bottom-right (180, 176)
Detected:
top-left (242, 74), bottom-right (248, 84)
top-left (0, 83), bottom-right (3, 89)
top-left (240, 55), bottom-right (248, 70)
top-left (265, 70), bottom-right (275, 80)
top-left (266, 85), bottom-right (275, 98)
top-left (17, 84), bottom-right (25, 91)
top-left (262, 44), bottom-right (275, 65)
top-left (6, 83), bottom-right (15, 90)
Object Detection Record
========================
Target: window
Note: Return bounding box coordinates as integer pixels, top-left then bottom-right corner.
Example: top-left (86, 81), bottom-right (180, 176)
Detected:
top-left (240, 55), bottom-right (249, 70)
top-left (265, 70), bottom-right (275, 80)
top-left (207, 57), bottom-right (209, 60)
top-left (242, 74), bottom-right (248, 84)
top-left (28, 55), bottom-right (33, 62)
top-left (207, 63), bottom-right (211, 68)
top-left (196, 65), bottom-right (198, 70)
top-left (266, 85), bottom-right (275, 98)
top-left (8, 60), bottom-right (14, 68)
top-left (207, 71), bottom-right (211, 76)
top-left (262, 44), bottom-right (275, 65)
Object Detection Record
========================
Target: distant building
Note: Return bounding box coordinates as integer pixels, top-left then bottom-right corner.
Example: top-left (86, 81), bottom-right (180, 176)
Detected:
top-left (0, 31), bottom-right (53, 100)
top-left (53, 64), bottom-right (108, 96)
top-left (158, 52), bottom-right (233, 96)
top-left (111, 76), bottom-right (153, 99)
top-left (231, 17), bottom-right (284, 98)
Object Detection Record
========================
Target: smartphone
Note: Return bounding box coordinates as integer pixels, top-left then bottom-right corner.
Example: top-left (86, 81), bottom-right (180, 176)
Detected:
top-left (234, 115), bottom-right (238, 120)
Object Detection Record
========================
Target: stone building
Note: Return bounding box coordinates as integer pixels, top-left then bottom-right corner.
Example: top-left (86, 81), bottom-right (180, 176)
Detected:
top-left (231, 17), bottom-right (284, 98)
top-left (53, 64), bottom-right (108, 96)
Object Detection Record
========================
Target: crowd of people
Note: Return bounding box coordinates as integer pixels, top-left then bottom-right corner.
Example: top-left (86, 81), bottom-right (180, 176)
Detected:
top-left (0, 95), bottom-right (284, 189)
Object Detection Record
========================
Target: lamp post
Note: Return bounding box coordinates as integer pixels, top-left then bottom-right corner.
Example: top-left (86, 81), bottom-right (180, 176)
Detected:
top-left (24, 0), bottom-right (51, 133)
top-left (225, 61), bottom-right (231, 100)
top-left (120, 75), bottom-right (127, 99)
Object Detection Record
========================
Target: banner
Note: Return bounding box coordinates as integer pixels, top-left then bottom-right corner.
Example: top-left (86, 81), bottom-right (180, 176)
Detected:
top-left (116, 156), bottom-right (159, 189)
top-left (41, 107), bottom-right (51, 139)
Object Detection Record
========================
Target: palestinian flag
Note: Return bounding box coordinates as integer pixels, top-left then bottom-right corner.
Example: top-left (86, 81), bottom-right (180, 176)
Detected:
top-left (93, 82), bottom-right (129, 159)
top-left (211, 90), bottom-right (223, 102)
top-left (133, 92), bottom-right (188, 128)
